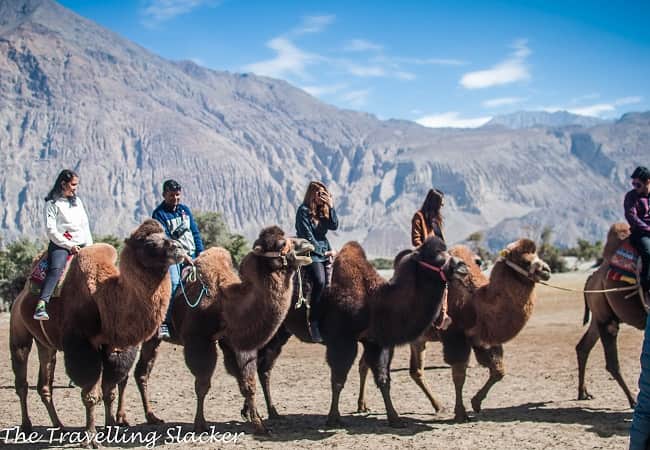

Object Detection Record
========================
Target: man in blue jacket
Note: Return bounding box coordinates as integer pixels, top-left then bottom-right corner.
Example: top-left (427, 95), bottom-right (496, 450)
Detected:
top-left (152, 179), bottom-right (204, 339)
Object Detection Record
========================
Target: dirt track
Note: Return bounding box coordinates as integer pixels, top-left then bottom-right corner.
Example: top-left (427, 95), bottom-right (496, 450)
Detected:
top-left (0, 272), bottom-right (643, 449)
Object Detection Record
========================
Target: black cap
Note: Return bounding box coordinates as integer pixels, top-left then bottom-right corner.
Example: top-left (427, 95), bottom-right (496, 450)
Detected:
top-left (631, 166), bottom-right (650, 182)
top-left (163, 179), bottom-right (182, 192)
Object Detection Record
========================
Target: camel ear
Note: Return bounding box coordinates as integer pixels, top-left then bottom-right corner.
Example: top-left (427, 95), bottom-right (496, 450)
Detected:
top-left (499, 248), bottom-right (510, 258)
top-left (253, 245), bottom-right (263, 254)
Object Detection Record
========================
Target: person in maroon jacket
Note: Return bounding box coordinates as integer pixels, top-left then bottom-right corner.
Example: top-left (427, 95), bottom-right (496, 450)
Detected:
top-left (624, 166), bottom-right (650, 295)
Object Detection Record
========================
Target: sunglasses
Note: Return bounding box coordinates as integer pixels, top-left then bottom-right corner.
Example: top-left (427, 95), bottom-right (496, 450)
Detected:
top-left (632, 181), bottom-right (645, 189)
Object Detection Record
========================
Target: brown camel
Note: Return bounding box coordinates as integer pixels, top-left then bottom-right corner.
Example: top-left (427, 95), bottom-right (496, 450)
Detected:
top-left (10, 219), bottom-right (185, 446)
top-left (576, 222), bottom-right (647, 408)
top-left (231, 236), bottom-right (468, 427)
top-left (133, 226), bottom-right (313, 434)
top-left (357, 239), bottom-right (551, 422)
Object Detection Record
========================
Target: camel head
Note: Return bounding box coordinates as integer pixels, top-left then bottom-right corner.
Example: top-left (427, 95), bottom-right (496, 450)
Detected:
top-left (601, 222), bottom-right (631, 263)
top-left (500, 239), bottom-right (551, 282)
top-left (413, 236), bottom-right (469, 283)
top-left (251, 225), bottom-right (314, 271)
top-left (124, 219), bottom-right (185, 270)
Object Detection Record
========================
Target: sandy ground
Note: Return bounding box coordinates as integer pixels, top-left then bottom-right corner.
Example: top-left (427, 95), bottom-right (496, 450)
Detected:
top-left (0, 272), bottom-right (644, 449)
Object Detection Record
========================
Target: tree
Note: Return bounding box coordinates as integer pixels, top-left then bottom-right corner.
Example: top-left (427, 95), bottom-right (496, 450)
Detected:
top-left (95, 234), bottom-right (124, 253)
top-left (0, 238), bottom-right (44, 310)
top-left (465, 231), bottom-right (493, 266)
top-left (194, 211), bottom-right (249, 267)
top-left (537, 226), bottom-right (568, 273)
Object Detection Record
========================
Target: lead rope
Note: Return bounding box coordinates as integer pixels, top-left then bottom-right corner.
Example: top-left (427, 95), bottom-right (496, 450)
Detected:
top-left (177, 264), bottom-right (210, 308)
top-left (294, 268), bottom-right (310, 310)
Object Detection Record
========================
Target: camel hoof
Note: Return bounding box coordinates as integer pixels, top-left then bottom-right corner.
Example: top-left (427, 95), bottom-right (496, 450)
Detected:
top-left (325, 415), bottom-right (345, 428)
top-left (194, 422), bottom-right (208, 433)
top-left (454, 409), bottom-right (471, 423)
top-left (145, 413), bottom-right (164, 425)
top-left (252, 423), bottom-right (271, 436)
top-left (20, 422), bottom-right (33, 434)
top-left (577, 391), bottom-right (594, 401)
top-left (471, 396), bottom-right (482, 413)
top-left (116, 415), bottom-right (131, 427)
top-left (267, 408), bottom-right (283, 420)
top-left (357, 405), bottom-right (371, 414)
top-left (388, 417), bottom-right (407, 428)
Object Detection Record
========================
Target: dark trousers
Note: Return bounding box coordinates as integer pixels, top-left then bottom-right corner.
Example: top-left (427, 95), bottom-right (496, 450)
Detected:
top-left (307, 261), bottom-right (327, 321)
top-left (39, 242), bottom-right (70, 302)
top-left (631, 231), bottom-right (650, 291)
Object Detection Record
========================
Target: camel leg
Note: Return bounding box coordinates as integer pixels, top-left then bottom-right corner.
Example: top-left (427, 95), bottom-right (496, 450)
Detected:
top-left (470, 345), bottom-right (505, 414)
top-left (597, 321), bottom-right (637, 408)
top-left (576, 319), bottom-right (600, 401)
top-left (219, 341), bottom-right (268, 435)
top-left (115, 377), bottom-right (130, 426)
top-left (363, 342), bottom-right (404, 427)
top-left (325, 336), bottom-right (358, 427)
top-left (441, 330), bottom-right (472, 422)
top-left (135, 338), bottom-right (165, 424)
top-left (102, 346), bottom-right (138, 428)
top-left (409, 338), bottom-right (443, 413)
top-left (10, 327), bottom-right (34, 433)
top-left (80, 381), bottom-right (102, 448)
top-left (257, 325), bottom-right (292, 419)
top-left (356, 356), bottom-right (371, 413)
top-left (35, 342), bottom-right (64, 429)
top-left (184, 335), bottom-right (218, 433)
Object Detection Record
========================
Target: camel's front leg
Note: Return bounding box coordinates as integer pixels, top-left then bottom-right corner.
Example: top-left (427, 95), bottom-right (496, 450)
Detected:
top-left (409, 337), bottom-right (442, 413)
top-left (101, 347), bottom-right (138, 428)
top-left (184, 336), bottom-right (218, 433)
top-left (10, 328), bottom-right (34, 433)
top-left (115, 378), bottom-right (130, 426)
top-left (363, 342), bottom-right (404, 427)
top-left (256, 326), bottom-right (292, 420)
top-left (576, 319), bottom-right (599, 401)
top-left (81, 380), bottom-right (102, 448)
top-left (35, 342), bottom-right (65, 429)
top-left (451, 363), bottom-right (469, 422)
top-left (135, 338), bottom-right (165, 424)
top-left (356, 356), bottom-right (370, 413)
top-left (470, 345), bottom-right (505, 413)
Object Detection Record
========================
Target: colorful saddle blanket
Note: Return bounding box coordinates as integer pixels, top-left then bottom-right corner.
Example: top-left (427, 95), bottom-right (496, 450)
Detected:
top-left (607, 241), bottom-right (639, 285)
top-left (28, 253), bottom-right (74, 298)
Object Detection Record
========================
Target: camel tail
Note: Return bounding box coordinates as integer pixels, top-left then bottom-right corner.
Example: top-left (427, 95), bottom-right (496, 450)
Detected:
top-left (582, 292), bottom-right (591, 326)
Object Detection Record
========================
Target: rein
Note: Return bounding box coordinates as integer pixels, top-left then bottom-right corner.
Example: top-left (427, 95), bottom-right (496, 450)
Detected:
top-left (418, 259), bottom-right (448, 283)
top-left (499, 257), bottom-right (640, 295)
top-left (177, 264), bottom-right (210, 308)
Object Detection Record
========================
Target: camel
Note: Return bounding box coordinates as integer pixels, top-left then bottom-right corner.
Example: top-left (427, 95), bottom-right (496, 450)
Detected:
top-left (229, 235), bottom-right (468, 427)
top-left (357, 239), bottom-right (551, 422)
top-left (10, 219), bottom-right (185, 446)
top-left (576, 222), bottom-right (647, 408)
top-left (133, 226), bottom-right (314, 434)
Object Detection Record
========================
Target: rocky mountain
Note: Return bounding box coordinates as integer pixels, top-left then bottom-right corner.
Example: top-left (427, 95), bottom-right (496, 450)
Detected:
top-left (0, 0), bottom-right (648, 256)
top-left (484, 110), bottom-right (606, 129)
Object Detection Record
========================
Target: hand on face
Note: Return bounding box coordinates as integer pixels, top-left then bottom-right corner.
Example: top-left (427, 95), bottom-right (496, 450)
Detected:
top-left (319, 190), bottom-right (333, 208)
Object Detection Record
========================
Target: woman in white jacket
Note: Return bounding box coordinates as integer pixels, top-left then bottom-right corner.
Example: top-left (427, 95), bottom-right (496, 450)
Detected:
top-left (33, 169), bottom-right (93, 320)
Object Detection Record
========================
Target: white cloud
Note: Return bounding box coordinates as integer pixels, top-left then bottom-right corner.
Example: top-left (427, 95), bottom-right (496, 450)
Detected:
top-left (189, 57), bottom-right (205, 66)
top-left (482, 96), bottom-right (526, 108)
top-left (416, 112), bottom-right (492, 128)
top-left (243, 37), bottom-right (318, 79)
top-left (293, 15), bottom-right (335, 35)
top-left (344, 39), bottom-right (383, 52)
top-left (340, 89), bottom-right (371, 108)
top-left (543, 96), bottom-right (643, 117)
top-left (346, 64), bottom-right (386, 77)
top-left (141, 0), bottom-right (218, 24)
top-left (460, 39), bottom-right (531, 89)
top-left (301, 83), bottom-right (347, 97)
top-left (397, 57), bottom-right (467, 66)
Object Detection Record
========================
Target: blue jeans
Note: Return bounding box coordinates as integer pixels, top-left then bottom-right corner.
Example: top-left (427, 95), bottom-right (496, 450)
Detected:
top-left (39, 242), bottom-right (70, 302)
top-left (164, 263), bottom-right (182, 324)
top-left (630, 232), bottom-right (650, 292)
top-left (630, 313), bottom-right (650, 450)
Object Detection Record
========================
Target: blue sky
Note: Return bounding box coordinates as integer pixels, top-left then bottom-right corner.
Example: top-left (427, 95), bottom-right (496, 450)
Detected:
top-left (59, 0), bottom-right (650, 127)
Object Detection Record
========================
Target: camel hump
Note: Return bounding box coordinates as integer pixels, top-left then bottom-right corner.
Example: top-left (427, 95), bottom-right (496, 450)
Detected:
top-left (68, 244), bottom-right (119, 296)
top-left (194, 246), bottom-right (239, 288)
top-left (450, 245), bottom-right (488, 287)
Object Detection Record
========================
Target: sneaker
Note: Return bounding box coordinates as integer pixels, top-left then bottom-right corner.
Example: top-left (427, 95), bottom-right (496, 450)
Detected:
top-left (158, 323), bottom-right (171, 339)
top-left (33, 300), bottom-right (49, 321)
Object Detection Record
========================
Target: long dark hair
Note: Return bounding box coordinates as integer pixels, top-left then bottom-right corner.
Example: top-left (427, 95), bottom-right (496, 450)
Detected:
top-left (302, 181), bottom-right (331, 222)
top-left (420, 188), bottom-right (444, 230)
top-left (45, 169), bottom-right (78, 202)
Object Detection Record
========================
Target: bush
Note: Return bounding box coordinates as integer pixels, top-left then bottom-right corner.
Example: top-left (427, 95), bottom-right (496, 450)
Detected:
top-left (195, 211), bottom-right (249, 267)
top-left (0, 238), bottom-right (45, 310)
top-left (371, 258), bottom-right (393, 270)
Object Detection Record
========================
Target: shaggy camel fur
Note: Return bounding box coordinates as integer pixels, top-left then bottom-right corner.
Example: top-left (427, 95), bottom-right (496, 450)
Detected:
top-left (10, 220), bottom-right (184, 446)
top-left (577, 222), bottom-right (647, 408)
top-left (231, 236), bottom-right (468, 428)
top-left (134, 226), bottom-right (313, 434)
top-left (357, 240), bottom-right (551, 422)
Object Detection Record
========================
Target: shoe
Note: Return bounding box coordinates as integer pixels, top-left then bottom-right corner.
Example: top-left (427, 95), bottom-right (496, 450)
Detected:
top-left (33, 300), bottom-right (49, 321)
top-left (309, 320), bottom-right (323, 343)
top-left (158, 323), bottom-right (171, 339)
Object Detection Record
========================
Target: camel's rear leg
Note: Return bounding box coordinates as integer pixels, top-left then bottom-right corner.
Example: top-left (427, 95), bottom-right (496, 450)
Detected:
top-left (470, 345), bottom-right (504, 414)
top-left (256, 325), bottom-right (292, 419)
top-left (219, 341), bottom-right (268, 435)
top-left (10, 326), bottom-right (34, 433)
top-left (134, 338), bottom-right (165, 424)
top-left (325, 336), bottom-right (358, 427)
top-left (356, 357), bottom-right (370, 413)
top-left (35, 341), bottom-right (64, 429)
top-left (184, 335), bottom-right (218, 433)
top-left (409, 337), bottom-right (443, 413)
top-left (597, 321), bottom-right (637, 408)
top-left (441, 330), bottom-right (472, 422)
top-left (362, 342), bottom-right (404, 427)
top-left (576, 319), bottom-right (599, 401)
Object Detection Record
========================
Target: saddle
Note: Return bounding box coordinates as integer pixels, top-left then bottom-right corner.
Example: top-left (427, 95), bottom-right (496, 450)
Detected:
top-left (28, 252), bottom-right (74, 298)
top-left (607, 241), bottom-right (640, 285)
